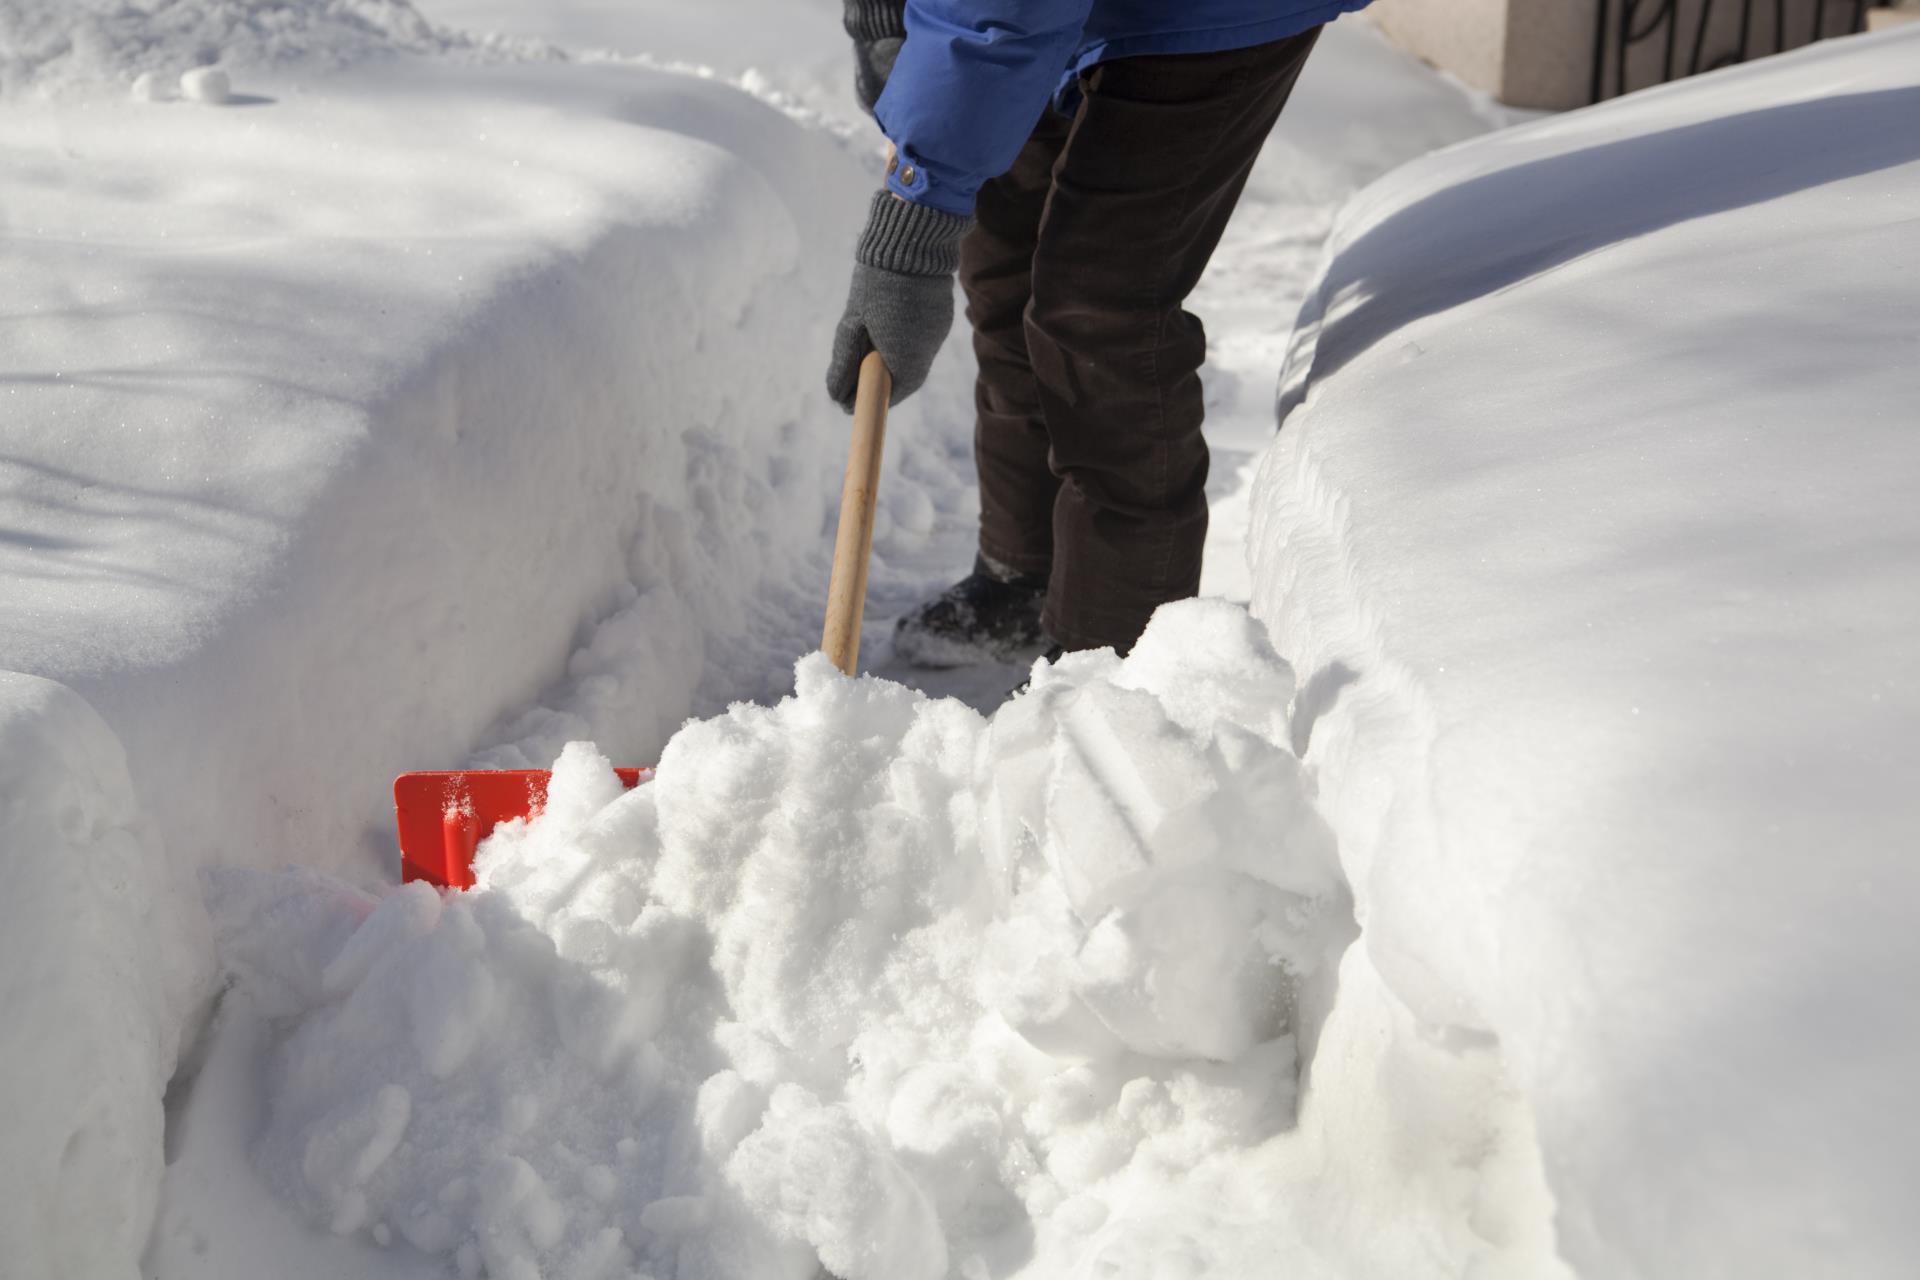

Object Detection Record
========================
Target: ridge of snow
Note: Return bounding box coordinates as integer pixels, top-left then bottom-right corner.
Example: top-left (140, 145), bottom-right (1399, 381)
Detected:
top-left (0, 51), bottom-right (911, 1275)
top-left (0, 673), bottom-right (212, 1279)
top-left (2, 55), bottom-right (881, 882)
top-left (1252, 24), bottom-right (1920, 1279)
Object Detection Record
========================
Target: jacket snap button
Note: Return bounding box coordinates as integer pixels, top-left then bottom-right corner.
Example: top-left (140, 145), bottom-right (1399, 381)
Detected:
top-left (901, 165), bottom-right (916, 184)
top-left (887, 155), bottom-right (898, 176)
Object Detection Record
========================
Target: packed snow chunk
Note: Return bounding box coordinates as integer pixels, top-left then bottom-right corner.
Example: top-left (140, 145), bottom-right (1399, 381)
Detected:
top-left (213, 601), bottom-right (1353, 1278)
top-left (129, 69), bottom-right (171, 101)
top-left (728, 1086), bottom-right (947, 1280)
top-left (979, 602), bottom-right (1349, 1062)
top-left (179, 66), bottom-right (231, 103)
top-left (0, 673), bottom-right (212, 1280)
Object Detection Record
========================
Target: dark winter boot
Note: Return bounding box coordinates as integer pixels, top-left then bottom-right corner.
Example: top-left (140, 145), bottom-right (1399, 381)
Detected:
top-left (1009, 644), bottom-right (1067, 698)
top-left (892, 555), bottom-right (1049, 668)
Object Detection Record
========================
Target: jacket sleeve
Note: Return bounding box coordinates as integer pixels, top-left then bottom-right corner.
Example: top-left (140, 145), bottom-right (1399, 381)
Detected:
top-left (873, 0), bottom-right (1095, 216)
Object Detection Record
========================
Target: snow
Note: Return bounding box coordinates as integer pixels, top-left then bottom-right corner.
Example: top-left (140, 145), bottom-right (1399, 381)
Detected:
top-left (1252, 23), bottom-right (1920, 1280)
top-left (1188, 16), bottom-right (1508, 605)
top-left (0, 6), bottom-right (1501, 1276)
top-left (6, 0), bottom-right (1911, 1273)
top-left (419, 0), bottom-right (852, 116)
top-left (0, 0), bottom-right (448, 98)
top-left (0, 673), bottom-right (210, 1280)
top-left (179, 64), bottom-right (232, 101)
top-left (205, 603), bottom-right (1349, 1280)
top-left (1, 5), bottom-right (894, 1272)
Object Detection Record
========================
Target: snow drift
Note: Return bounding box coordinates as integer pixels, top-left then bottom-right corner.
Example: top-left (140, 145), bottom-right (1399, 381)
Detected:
top-left (0, 11), bottom-right (908, 1273)
top-left (1252, 24), bottom-right (1920, 1279)
top-left (0, 674), bottom-right (211, 1278)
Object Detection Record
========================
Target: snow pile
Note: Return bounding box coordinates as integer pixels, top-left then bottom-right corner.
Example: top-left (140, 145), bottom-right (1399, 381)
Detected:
top-left (0, 674), bottom-right (210, 1280)
top-left (0, 0), bottom-right (447, 97)
top-left (0, 29), bottom-right (892, 1277)
top-left (1251, 24), bottom-right (1920, 1278)
top-left (208, 602), bottom-right (1352, 1279)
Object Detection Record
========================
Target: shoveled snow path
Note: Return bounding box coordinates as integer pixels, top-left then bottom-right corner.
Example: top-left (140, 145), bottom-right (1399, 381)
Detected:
top-left (860, 20), bottom-right (1507, 704)
top-left (365, 3), bottom-right (1512, 715)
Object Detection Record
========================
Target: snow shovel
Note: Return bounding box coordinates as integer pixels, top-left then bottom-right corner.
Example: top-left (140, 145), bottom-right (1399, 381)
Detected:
top-left (394, 353), bottom-right (894, 888)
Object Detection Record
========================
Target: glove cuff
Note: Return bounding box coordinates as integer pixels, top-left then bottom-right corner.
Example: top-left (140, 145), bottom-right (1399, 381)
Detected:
top-left (843, 0), bottom-right (907, 42)
top-left (856, 191), bottom-right (972, 278)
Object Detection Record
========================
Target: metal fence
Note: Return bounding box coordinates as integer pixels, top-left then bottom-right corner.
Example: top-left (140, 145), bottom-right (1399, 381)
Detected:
top-left (1591, 0), bottom-right (1892, 102)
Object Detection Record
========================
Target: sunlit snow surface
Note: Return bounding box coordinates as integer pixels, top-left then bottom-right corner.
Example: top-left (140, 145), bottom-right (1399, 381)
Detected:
top-left (7, 0), bottom-right (1915, 1274)
top-left (1253, 22), bottom-right (1920, 1280)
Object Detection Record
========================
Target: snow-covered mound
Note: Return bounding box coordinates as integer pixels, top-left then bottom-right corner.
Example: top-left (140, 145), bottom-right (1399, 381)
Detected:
top-left (0, 674), bottom-right (211, 1280)
top-left (1252, 24), bottom-right (1920, 1279)
top-left (207, 602), bottom-right (1352, 1280)
top-left (0, 0), bottom-right (447, 97)
top-left (0, 33), bottom-right (928, 1277)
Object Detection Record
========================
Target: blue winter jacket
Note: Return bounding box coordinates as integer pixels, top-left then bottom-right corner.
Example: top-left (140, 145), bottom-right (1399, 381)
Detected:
top-left (874, 0), bottom-right (1372, 216)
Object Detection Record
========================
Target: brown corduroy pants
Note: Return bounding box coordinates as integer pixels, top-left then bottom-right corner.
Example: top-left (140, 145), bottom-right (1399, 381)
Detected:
top-left (960, 28), bottom-right (1321, 652)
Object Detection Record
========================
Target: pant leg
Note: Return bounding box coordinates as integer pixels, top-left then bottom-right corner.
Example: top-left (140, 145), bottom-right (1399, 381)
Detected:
top-left (959, 108), bottom-right (1073, 578)
top-left (1028, 29), bottom-right (1322, 652)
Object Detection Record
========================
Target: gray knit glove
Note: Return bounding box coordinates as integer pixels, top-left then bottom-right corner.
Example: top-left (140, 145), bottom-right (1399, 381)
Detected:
top-left (853, 37), bottom-right (903, 115)
top-left (844, 0), bottom-right (906, 115)
top-left (827, 191), bottom-right (973, 412)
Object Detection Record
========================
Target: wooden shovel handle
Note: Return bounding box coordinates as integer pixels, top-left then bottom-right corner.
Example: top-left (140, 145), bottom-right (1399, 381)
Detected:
top-left (822, 351), bottom-right (892, 676)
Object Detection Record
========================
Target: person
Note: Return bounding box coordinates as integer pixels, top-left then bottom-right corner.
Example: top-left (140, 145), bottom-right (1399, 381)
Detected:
top-left (828, 0), bottom-right (1371, 667)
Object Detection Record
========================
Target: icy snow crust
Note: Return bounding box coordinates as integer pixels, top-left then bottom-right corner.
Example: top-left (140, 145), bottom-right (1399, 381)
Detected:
top-left (212, 607), bottom-right (1354, 1280)
top-left (1255, 25), bottom-right (1920, 1280)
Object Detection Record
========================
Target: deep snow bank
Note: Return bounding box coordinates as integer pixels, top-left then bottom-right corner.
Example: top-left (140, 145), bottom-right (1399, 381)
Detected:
top-left (1, 57), bottom-right (870, 868)
top-left (0, 674), bottom-right (211, 1278)
top-left (207, 602), bottom-right (1353, 1279)
top-left (1252, 25), bottom-right (1920, 1278)
top-left (0, 32), bottom-right (903, 1276)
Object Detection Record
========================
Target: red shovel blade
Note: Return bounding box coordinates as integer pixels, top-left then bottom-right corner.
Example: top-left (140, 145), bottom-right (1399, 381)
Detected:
top-left (394, 767), bottom-right (651, 889)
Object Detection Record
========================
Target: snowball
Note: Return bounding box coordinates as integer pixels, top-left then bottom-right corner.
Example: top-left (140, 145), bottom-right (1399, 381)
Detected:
top-left (180, 67), bottom-right (231, 105)
top-left (888, 484), bottom-right (937, 540)
top-left (129, 71), bottom-right (172, 103)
